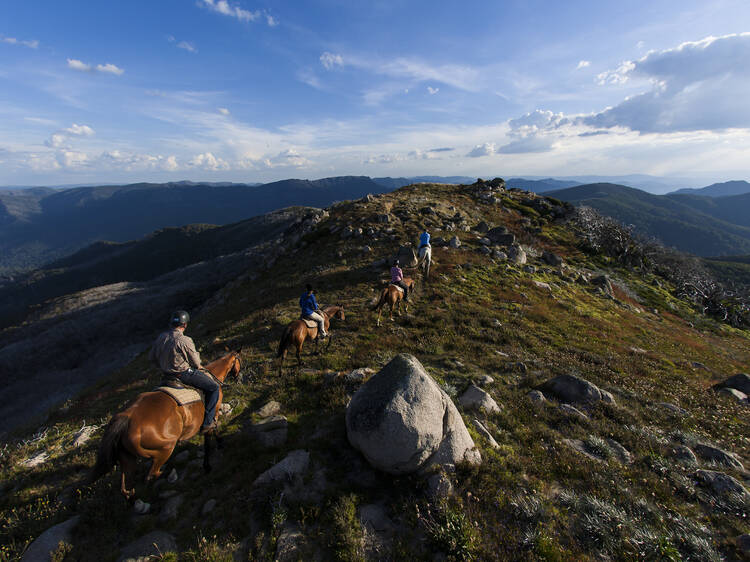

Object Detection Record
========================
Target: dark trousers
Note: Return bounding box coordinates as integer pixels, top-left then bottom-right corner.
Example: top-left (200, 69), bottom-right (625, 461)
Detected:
top-left (178, 369), bottom-right (220, 428)
top-left (393, 280), bottom-right (410, 299)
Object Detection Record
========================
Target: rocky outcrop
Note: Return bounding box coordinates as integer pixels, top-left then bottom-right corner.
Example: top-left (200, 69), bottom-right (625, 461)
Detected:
top-left (346, 354), bottom-right (480, 475)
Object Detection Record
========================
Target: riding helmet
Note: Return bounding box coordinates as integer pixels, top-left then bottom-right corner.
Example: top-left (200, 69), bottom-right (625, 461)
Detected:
top-left (171, 310), bottom-right (190, 326)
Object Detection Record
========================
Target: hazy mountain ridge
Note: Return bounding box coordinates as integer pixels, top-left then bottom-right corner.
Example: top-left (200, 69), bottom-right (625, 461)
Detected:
top-left (670, 180), bottom-right (750, 197)
top-left (549, 182), bottom-right (750, 256)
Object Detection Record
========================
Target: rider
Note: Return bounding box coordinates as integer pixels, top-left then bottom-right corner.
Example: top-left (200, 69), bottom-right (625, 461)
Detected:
top-left (418, 226), bottom-right (431, 260)
top-left (390, 259), bottom-right (409, 301)
top-left (149, 310), bottom-right (220, 434)
top-left (300, 284), bottom-right (328, 338)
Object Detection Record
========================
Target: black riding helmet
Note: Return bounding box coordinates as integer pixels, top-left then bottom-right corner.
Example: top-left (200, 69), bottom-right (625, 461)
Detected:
top-left (171, 310), bottom-right (190, 326)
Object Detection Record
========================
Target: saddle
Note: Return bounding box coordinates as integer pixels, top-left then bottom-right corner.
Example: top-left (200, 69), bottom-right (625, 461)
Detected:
top-left (301, 317), bottom-right (319, 328)
top-left (155, 377), bottom-right (204, 406)
top-left (390, 283), bottom-right (405, 294)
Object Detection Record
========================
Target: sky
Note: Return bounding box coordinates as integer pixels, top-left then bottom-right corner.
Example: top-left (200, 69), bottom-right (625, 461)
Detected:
top-left (1, 0), bottom-right (749, 187)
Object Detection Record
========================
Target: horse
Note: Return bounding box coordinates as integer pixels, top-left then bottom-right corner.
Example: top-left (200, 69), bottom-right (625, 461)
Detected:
top-left (372, 277), bottom-right (415, 326)
top-left (90, 350), bottom-right (241, 500)
top-left (417, 245), bottom-right (432, 279)
top-left (277, 305), bottom-right (345, 375)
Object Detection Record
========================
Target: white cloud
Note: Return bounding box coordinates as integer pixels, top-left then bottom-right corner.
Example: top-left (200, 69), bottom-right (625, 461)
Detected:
top-left (576, 60), bottom-right (590, 70)
top-left (163, 155), bottom-right (179, 171)
top-left (199, 0), bottom-right (260, 22)
top-left (466, 142), bottom-right (496, 157)
top-left (427, 86), bottom-right (439, 95)
top-left (586, 32), bottom-right (750, 132)
top-left (46, 133), bottom-right (68, 149)
top-left (177, 41), bottom-right (197, 53)
top-left (67, 58), bottom-right (124, 75)
top-left (320, 52), bottom-right (343, 70)
top-left (262, 148), bottom-right (311, 168)
top-left (65, 123), bottom-right (95, 136)
top-left (189, 152), bottom-right (229, 170)
top-left (218, 107), bottom-right (230, 115)
top-left (1, 36), bottom-right (38, 48)
top-left (265, 13), bottom-right (277, 26)
top-left (596, 60), bottom-right (635, 85)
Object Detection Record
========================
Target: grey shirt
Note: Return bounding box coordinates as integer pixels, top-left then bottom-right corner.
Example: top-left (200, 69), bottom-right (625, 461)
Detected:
top-left (149, 328), bottom-right (202, 375)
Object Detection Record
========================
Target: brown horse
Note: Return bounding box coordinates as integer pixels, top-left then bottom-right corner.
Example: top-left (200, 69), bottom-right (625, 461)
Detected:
top-left (90, 351), bottom-right (241, 500)
top-left (277, 305), bottom-right (345, 374)
top-left (372, 277), bottom-right (415, 326)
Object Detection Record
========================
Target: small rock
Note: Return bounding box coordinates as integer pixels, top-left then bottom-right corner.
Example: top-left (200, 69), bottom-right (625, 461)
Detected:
top-left (219, 402), bottom-right (233, 416)
top-left (718, 387), bottom-right (748, 403)
top-left (359, 504), bottom-right (395, 533)
top-left (495, 350), bottom-right (509, 357)
top-left (458, 385), bottom-right (501, 414)
top-left (427, 472), bottom-right (453, 500)
top-left (656, 402), bottom-right (689, 416)
top-left (71, 425), bottom-right (98, 448)
top-left (523, 265), bottom-right (536, 274)
top-left (491, 318), bottom-right (503, 327)
top-left (559, 404), bottom-right (588, 420)
top-left (20, 516), bottom-right (79, 562)
top-left (21, 451), bottom-right (49, 468)
top-left (256, 400), bottom-right (282, 417)
top-left (695, 470), bottom-right (750, 499)
top-left (692, 361), bottom-right (708, 370)
top-left (253, 450), bottom-right (310, 486)
top-left (133, 499), bottom-right (151, 515)
top-left (345, 367), bottom-right (374, 383)
top-left (117, 531), bottom-right (177, 562)
top-left (173, 450), bottom-right (190, 464)
top-left (591, 275), bottom-right (613, 296)
top-left (693, 444), bottom-right (745, 470)
top-left (159, 494), bottom-right (184, 522)
top-left (630, 347), bottom-right (647, 354)
top-left (538, 374), bottom-right (613, 405)
top-left (542, 251), bottom-right (563, 266)
top-left (493, 250), bottom-right (508, 260)
top-left (449, 236), bottom-right (461, 248)
top-left (472, 420), bottom-right (500, 449)
top-left (478, 237), bottom-right (491, 246)
top-left (532, 280), bottom-right (551, 291)
top-left (476, 375), bottom-right (494, 386)
top-left (527, 390), bottom-right (546, 404)
top-left (605, 439), bottom-right (632, 464)
top-left (167, 468), bottom-right (178, 483)
top-left (202, 499), bottom-right (217, 515)
top-left (670, 445), bottom-right (698, 465)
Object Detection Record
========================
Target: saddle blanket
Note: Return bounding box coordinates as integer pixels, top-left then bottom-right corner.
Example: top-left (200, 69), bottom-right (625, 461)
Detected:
top-left (390, 283), bottom-right (405, 293)
top-left (301, 317), bottom-right (319, 328)
top-left (155, 385), bottom-right (203, 406)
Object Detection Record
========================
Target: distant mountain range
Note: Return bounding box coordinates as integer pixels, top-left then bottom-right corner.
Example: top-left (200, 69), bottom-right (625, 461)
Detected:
top-left (506, 178), bottom-right (581, 192)
top-left (548, 183), bottom-right (750, 256)
top-left (669, 180), bottom-right (750, 197)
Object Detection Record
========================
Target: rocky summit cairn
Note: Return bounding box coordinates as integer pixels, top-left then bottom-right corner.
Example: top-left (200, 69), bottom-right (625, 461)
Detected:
top-left (346, 354), bottom-right (481, 475)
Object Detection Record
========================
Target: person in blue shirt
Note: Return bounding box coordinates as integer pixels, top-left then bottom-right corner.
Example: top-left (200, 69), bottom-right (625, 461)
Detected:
top-left (419, 228), bottom-right (431, 249)
top-left (417, 227), bottom-right (432, 270)
top-left (300, 284), bottom-right (327, 338)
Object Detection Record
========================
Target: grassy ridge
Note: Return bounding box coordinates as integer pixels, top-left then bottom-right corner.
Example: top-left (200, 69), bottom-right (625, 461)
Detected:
top-left (1, 182), bottom-right (748, 561)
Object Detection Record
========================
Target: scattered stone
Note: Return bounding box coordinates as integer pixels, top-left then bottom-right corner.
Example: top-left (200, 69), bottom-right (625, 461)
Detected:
top-left (599, 390), bottom-right (616, 404)
top-left (275, 522), bottom-right (304, 562)
top-left (256, 400), bottom-right (282, 417)
top-left (695, 470), bottom-right (750, 499)
top-left (523, 265), bottom-right (536, 274)
top-left (591, 275), bottom-right (614, 296)
top-left (159, 494), bottom-right (184, 522)
top-left (717, 387), bottom-right (748, 403)
top-left (527, 390), bottom-right (546, 404)
top-left (459, 385), bottom-right (501, 414)
top-left (491, 318), bottom-right (503, 327)
top-left (542, 251), bottom-right (563, 266)
top-left (486, 227), bottom-right (515, 246)
top-left (493, 250), bottom-right (508, 260)
top-left (202, 499), bottom-right (217, 515)
top-left (478, 237), bottom-right (491, 246)
top-left (533, 280), bottom-right (552, 291)
top-left (508, 244), bottom-right (527, 265)
top-left (174, 450), bottom-right (190, 464)
top-left (656, 402), bottom-right (689, 416)
top-left (478, 245), bottom-right (492, 255)
top-left (693, 444), bottom-right (745, 470)
top-left (475, 221), bottom-right (490, 233)
top-left (345, 367), bottom-right (375, 383)
top-left (495, 350), bottom-right (509, 357)
top-left (116, 531), bottom-right (177, 562)
top-left (630, 347), bottom-right (647, 354)
top-left (472, 420), bottom-right (500, 449)
top-left (21, 451), bottom-right (49, 468)
top-left (427, 472), bottom-right (453, 500)
top-left (133, 499), bottom-right (151, 515)
top-left (670, 445), bottom-right (698, 465)
top-left (559, 404), bottom-right (589, 420)
top-left (346, 354), bottom-right (481, 475)
top-left (714, 373), bottom-right (750, 395)
top-left (692, 361), bottom-right (708, 370)
top-left (449, 236), bottom-right (461, 248)
top-left (253, 450), bottom-right (310, 486)
top-left (167, 468), bottom-right (178, 483)
top-left (359, 504), bottom-right (395, 533)
top-left (362, 245), bottom-right (372, 254)
top-left (605, 439), bottom-right (632, 464)
top-left (476, 375), bottom-right (494, 386)
top-left (537, 374), bottom-right (614, 405)
top-left (219, 402), bottom-right (233, 416)
top-left (20, 516), bottom-right (79, 562)
top-left (70, 425), bottom-right (98, 447)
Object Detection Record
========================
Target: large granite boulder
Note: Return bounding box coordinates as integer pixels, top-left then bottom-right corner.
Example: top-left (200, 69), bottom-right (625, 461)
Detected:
top-left (117, 531), bottom-right (177, 562)
top-left (21, 516), bottom-right (79, 562)
top-left (346, 354), bottom-right (481, 475)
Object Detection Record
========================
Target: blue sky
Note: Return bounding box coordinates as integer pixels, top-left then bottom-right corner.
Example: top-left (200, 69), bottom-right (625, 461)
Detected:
top-left (1, 0), bottom-right (749, 186)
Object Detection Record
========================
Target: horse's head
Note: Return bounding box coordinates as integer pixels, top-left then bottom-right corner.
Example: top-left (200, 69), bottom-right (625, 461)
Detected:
top-left (230, 349), bottom-right (242, 378)
top-left (335, 305), bottom-right (345, 321)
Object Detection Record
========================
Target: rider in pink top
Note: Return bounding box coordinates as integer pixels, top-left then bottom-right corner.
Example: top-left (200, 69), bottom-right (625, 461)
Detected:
top-left (390, 260), bottom-right (409, 301)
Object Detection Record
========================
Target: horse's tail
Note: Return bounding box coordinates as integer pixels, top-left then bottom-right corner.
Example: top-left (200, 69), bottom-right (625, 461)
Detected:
top-left (89, 414), bottom-right (129, 483)
top-left (277, 324), bottom-right (293, 358)
top-left (370, 288), bottom-right (388, 311)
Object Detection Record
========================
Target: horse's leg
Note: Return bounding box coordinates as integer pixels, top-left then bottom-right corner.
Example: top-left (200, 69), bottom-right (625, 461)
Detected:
top-left (278, 350), bottom-right (285, 376)
top-left (296, 339), bottom-right (303, 370)
top-left (119, 449), bottom-right (137, 501)
top-left (376, 305), bottom-right (382, 327)
top-left (203, 433), bottom-right (212, 473)
top-left (146, 444), bottom-right (175, 482)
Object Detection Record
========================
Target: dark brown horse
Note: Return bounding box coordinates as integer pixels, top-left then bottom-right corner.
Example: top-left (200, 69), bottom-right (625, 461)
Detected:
top-left (90, 351), bottom-right (241, 500)
top-left (372, 278), bottom-right (415, 326)
top-left (277, 305), bottom-right (345, 374)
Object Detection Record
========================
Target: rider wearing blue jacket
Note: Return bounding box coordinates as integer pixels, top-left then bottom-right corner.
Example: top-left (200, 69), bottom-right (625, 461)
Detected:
top-left (300, 284), bottom-right (327, 338)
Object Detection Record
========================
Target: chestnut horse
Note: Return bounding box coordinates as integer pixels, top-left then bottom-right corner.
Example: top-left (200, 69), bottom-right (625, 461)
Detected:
top-left (372, 277), bottom-right (415, 326)
top-left (277, 305), bottom-right (345, 374)
top-left (90, 351), bottom-right (241, 500)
